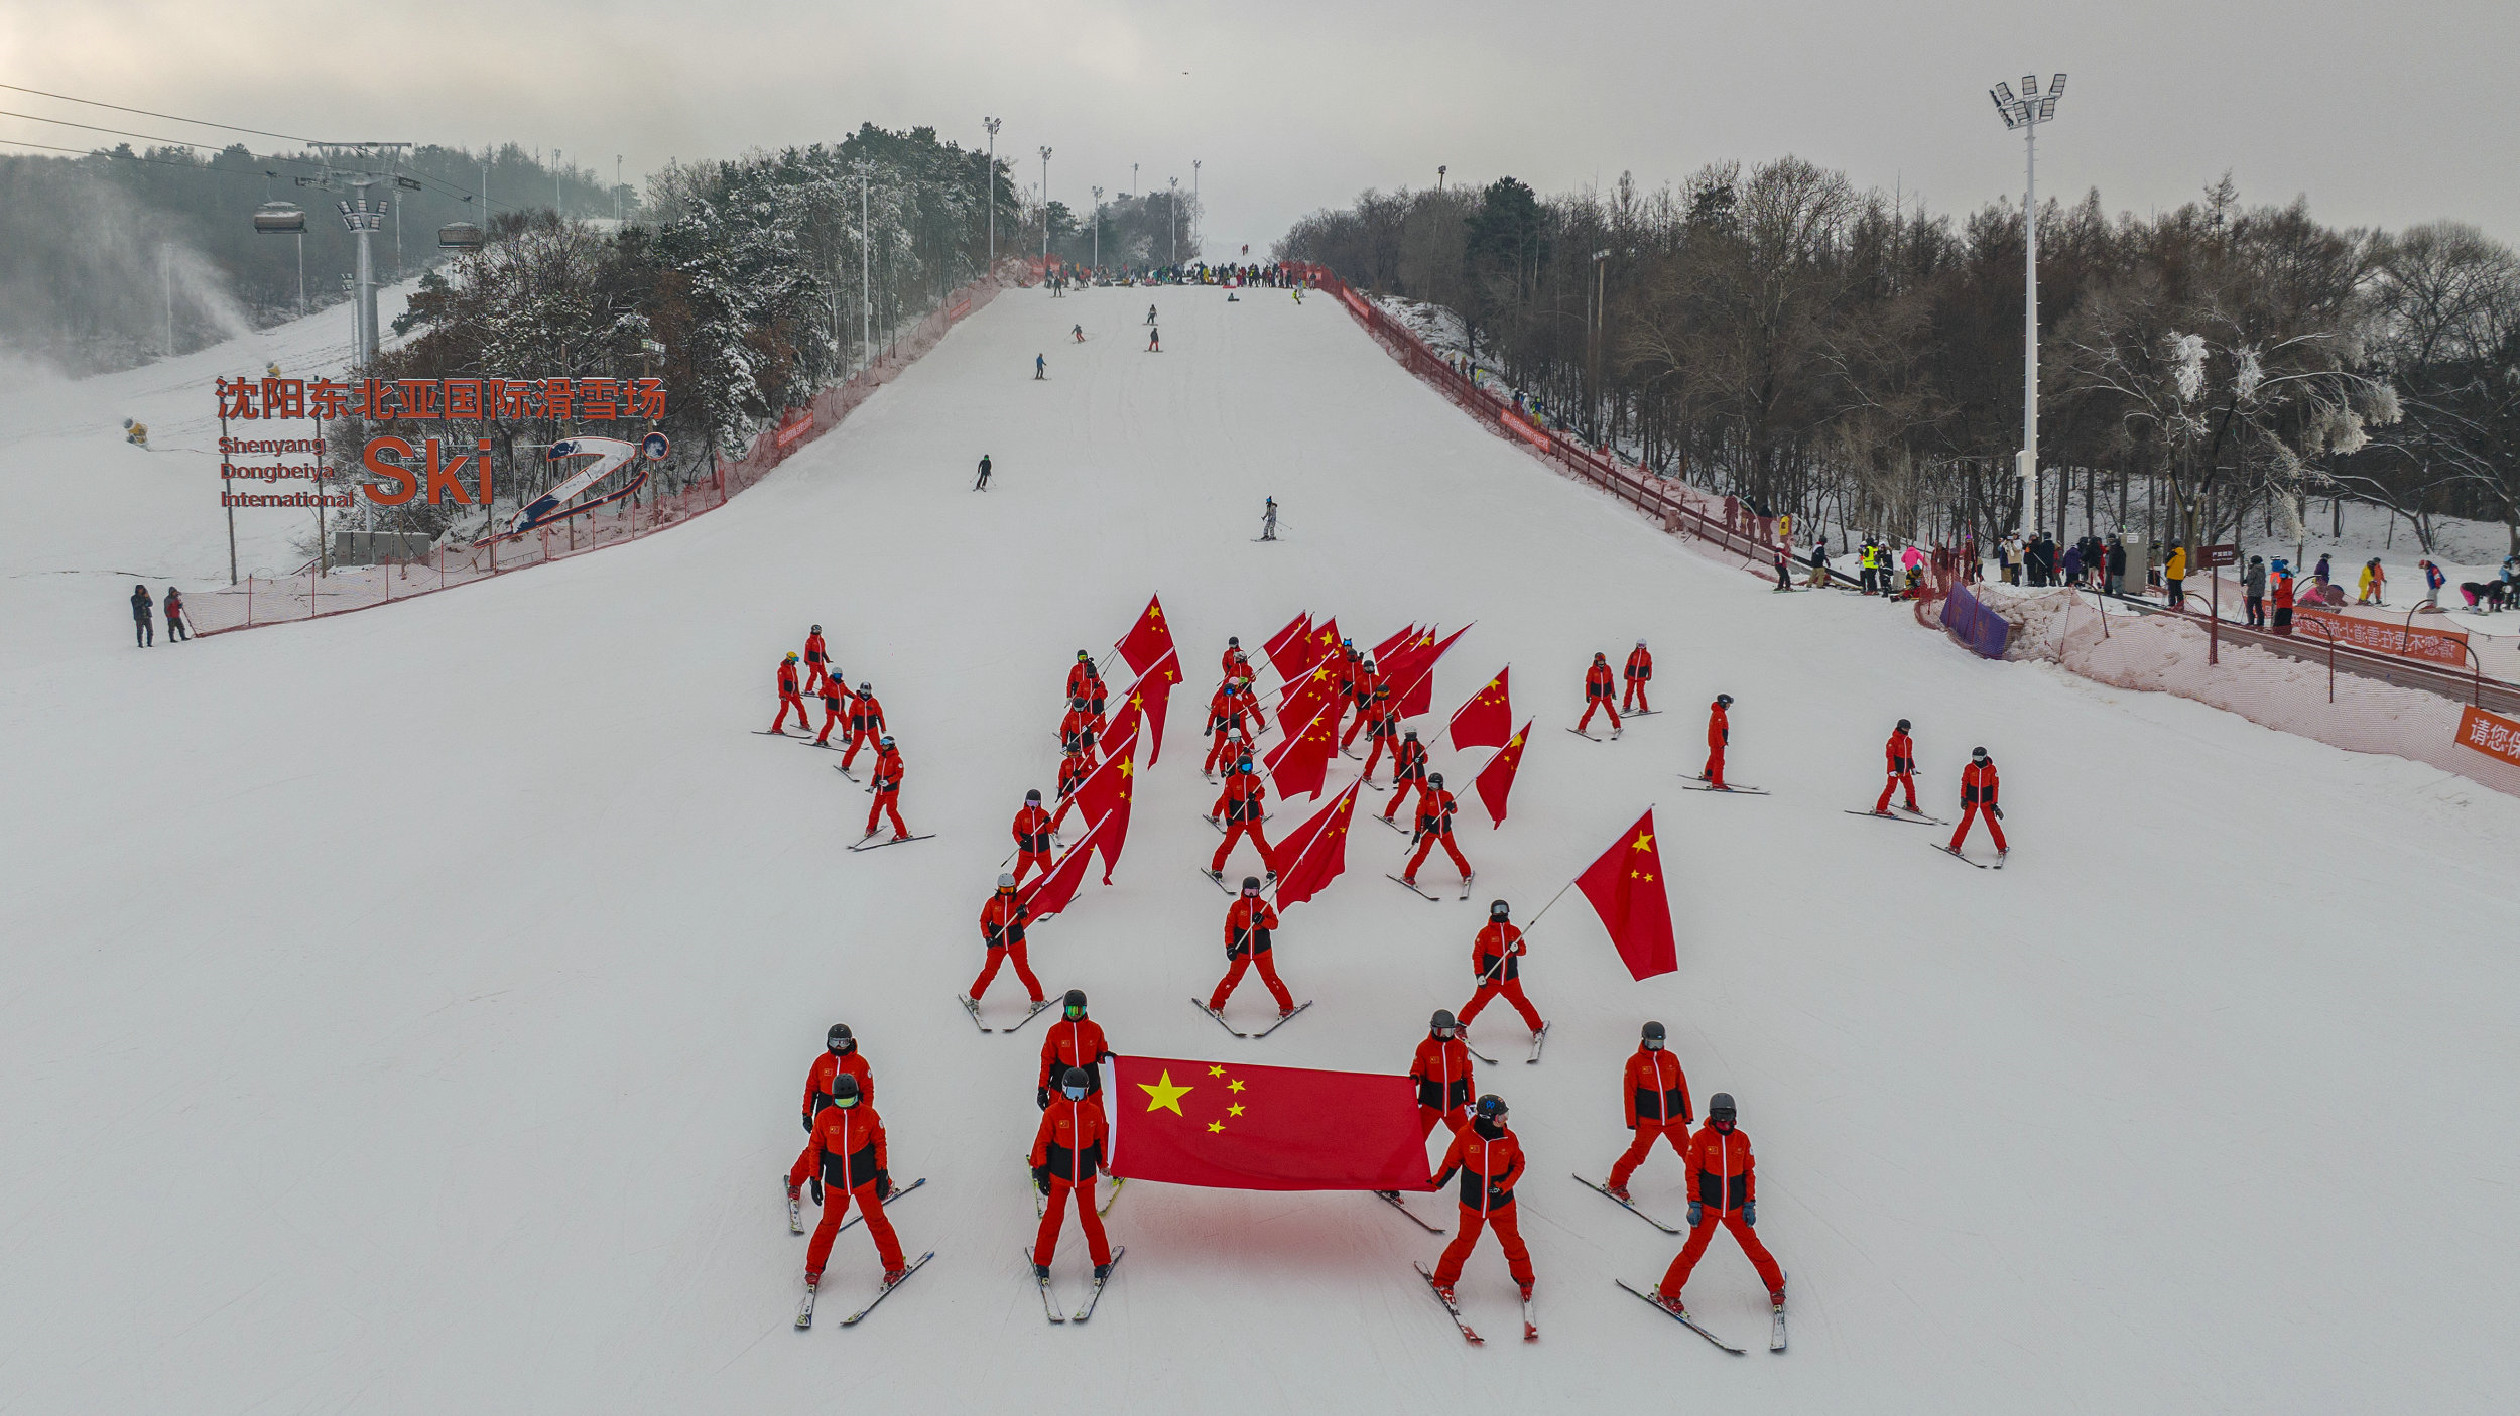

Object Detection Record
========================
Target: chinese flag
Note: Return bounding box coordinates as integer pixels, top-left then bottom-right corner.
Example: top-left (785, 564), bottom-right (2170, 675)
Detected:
top-left (1103, 695), bottom-right (1141, 759)
top-left (1122, 649), bottom-right (1181, 765)
top-left (1104, 1054), bottom-right (1436, 1191)
top-left (1020, 817), bottom-right (1106, 921)
top-left (1474, 720), bottom-right (1531, 828)
top-left (1304, 616), bottom-right (1342, 676)
top-left (1266, 695), bottom-right (1342, 800)
top-left (1075, 745), bottom-right (1136, 882)
top-left (1371, 623), bottom-right (1421, 663)
top-left (1271, 780), bottom-right (1361, 909)
top-left (1114, 594), bottom-right (1176, 678)
top-left (1448, 667), bottom-right (1513, 751)
top-left (1262, 612), bottom-right (1313, 678)
top-left (1277, 657), bottom-right (1341, 722)
top-left (1387, 624), bottom-right (1469, 717)
top-left (1574, 809), bottom-right (1678, 981)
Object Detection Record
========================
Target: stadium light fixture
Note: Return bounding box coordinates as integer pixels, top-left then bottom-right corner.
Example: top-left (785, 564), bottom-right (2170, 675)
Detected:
top-left (1988, 71), bottom-right (2066, 537)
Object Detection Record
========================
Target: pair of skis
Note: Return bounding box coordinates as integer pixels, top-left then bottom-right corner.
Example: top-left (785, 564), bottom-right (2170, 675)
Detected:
top-left (1031, 1245), bottom-right (1126, 1323)
top-left (1387, 872), bottom-right (1475, 902)
top-left (1935, 843), bottom-right (2007, 869)
top-left (961, 995), bottom-right (1056, 1034)
top-left (1564, 725), bottom-right (1621, 742)
top-left (795, 1250), bottom-right (935, 1330)
top-left (1192, 998), bottom-right (1313, 1038)
top-left (1413, 1263), bottom-right (1536, 1344)
top-left (1844, 805), bottom-right (1944, 826)
top-left (847, 832), bottom-right (933, 852)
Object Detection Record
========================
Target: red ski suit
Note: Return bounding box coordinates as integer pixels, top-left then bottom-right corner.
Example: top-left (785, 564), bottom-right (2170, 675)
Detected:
top-left (1459, 921), bottom-right (1543, 1031)
top-left (1383, 739), bottom-right (1429, 820)
top-left (1356, 687), bottom-right (1400, 777)
top-left (1404, 786), bottom-right (1472, 884)
top-left (840, 693), bottom-right (886, 767)
top-left (1409, 1033), bottom-right (1475, 1137)
top-left (864, 744), bottom-right (909, 839)
top-left (1622, 646), bottom-right (1654, 711)
top-left (813, 677), bottom-right (853, 745)
top-left (1430, 1122), bottom-right (1532, 1288)
top-left (1059, 705), bottom-right (1102, 754)
top-left (1030, 1097), bottom-right (1112, 1266)
top-left (1949, 759), bottom-right (2006, 853)
top-left (1010, 803), bottom-right (1054, 886)
top-left (1210, 895), bottom-right (1292, 1012)
top-left (974, 889), bottom-right (1043, 1002)
top-left (802, 1049), bottom-right (875, 1126)
top-left (1340, 667), bottom-right (1383, 746)
top-left (1578, 660), bottom-right (1622, 732)
top-left (1607, 1047), bottom-right (1693, 1188)
top-left (788, 1103), bottom-right (905, 1278)
top-left (1038, 1016), bottom-right (1111, 1106)
top-left (1202, 686), bottom-right (1261, 773)
top-left (1065, 661), bottom-right (1107, 715)
top-left (1876, 729), bottom-right (1919, 813)
top-left (1048, 748), bottom-right (1095, 834)
top-left (1210, 768), bottom-right (1277, 875)
top-left (773, 659), bottom-right (810, 732)
top-left (803, 631), bottom-right (830, 694)
top-left (1703, 700), bottom-right (1730, 787)
top-left (1657, 1121), bottom-right (1784, 1302)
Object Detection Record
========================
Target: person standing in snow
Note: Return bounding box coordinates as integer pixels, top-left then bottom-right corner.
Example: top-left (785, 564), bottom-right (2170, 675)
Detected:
top-left (803, 1023), bottom-right (876, 1127)
top-left (1945, 746), bottom-right (2006, 859)
top-left (1578, 652), bottom-right (1622, 736)
top-left (1650, 1092), bottom-right (1786, 1320)
top-left (1875, 719), bottom-right (1919, 815)
top-left (1383, 729), bottom-right (1430, 824)
top-left (840, 682), bottom-right (886, 768)
top-left (1145, 303), bottom-right (1157, 325)
top-left (163, 586), bottom-right (189, 642)
top-left (2107, 535), bottom-right (2128, 596)
top-left (813, 669), bottom-right (852, 746)
top-left (2272, 561), bottom-right (2296, 633)
top-left (863, 736), bottom-right (911, 842)
top-left (1146, 325), bottom-right (1160, 353)
top-left (802, 624), bottom-right (831, 695)
top-left (1209, 754), bottom-right (1278, 882)
top-left (1457, 898), bottom-right (1544, 1037)
top-left (2244, 555), bottom-right (2268, 628)
top-left (1698, 695), bottom-right (1733, 789)
top-left (1805, 540), bottom-right (1830, 588)
top-left (972, 873), bottom-right (1045, 1007)
top-left (1408, 1009), bottom-right (1475, 1139)
top-left (1622, 640), bottom-right (1654, 713)
top-left (1207, 876), bottom-right (1296, 1019)
top-left (1010, 790), bottom-right (1055, 887)
top-left (2164, 543), bottom-right (2187, 608)
top-left (2358, 558), bottom-right (2385, 606)
top-left (787, 1075), bottom-right (910, 1295)
top-left (2419, 559), bottom-right (2444, 607)
top-left (130, 584), bottom-right (154, 647)
top-left (1259, 497), bottom-right (1278, 541)
top-left (1030, 1066), bottom-right (1116, 1283)
top-left (1034, 354), bottom-right (1046, 381)
top-left (975, 455), bottom-right (992, 491)
top-left (1426, 1094), bottom-right (1535, 1306)
top-left (771, 652), bottom-right (809, 733)
top-left (1605, 1021), bottom-right (1692, 1201)
top-left (1402, 773), bottom-right (1474, 891)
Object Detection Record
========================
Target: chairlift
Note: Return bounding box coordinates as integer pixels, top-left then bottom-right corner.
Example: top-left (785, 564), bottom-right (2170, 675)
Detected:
top-left (437, 221), bottom-right (486, 253)
top-left (253, 201), bottom-right (308, 235)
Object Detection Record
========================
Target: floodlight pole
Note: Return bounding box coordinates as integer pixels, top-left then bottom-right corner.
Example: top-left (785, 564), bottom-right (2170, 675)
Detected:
top-left (984, 117), bottom-right (1001, 269)
top-left (1991, 75), bottom-right (2065, 540)
top-left (1091, 185), bottom-right (1103, 270)
top-left (1040, 146), bottom-right (1053, 263)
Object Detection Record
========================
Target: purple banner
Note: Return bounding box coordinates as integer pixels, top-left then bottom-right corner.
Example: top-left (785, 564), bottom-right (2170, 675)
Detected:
top-left (1941, 586), bottom-right (2011, 660)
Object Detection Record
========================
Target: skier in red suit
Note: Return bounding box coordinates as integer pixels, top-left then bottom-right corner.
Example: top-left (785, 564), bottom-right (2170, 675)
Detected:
top-left (1059, 697), bottom-right (1101, 754)
top-left (971, 873), bottom-right (1044, 1005)
top-left (840, 682), bottom-right (885, 767)
top-left (1209, 756), bottom-right (1278, 878)
top-left (1622, 640), bottom-right (1653, 712)
top-left (1577, 652), bottom-right (1622, 735)
top-left (1402, 772), bottom-right (1472, 888)
top-left (1698, 694), bottom-right (1733, 787)
top-left (1605, 1021), bottom-right (1691, 1197)
top-left (1408, 1009), bottom-right (1475, 1138)
top-left (1208, 877), bottom-right (1295, 1015)
top-left (772, 652), bottom-right (810, 733)
top-left (863, 736), bottom-right (910, 840)
top-left (1010, 790), bottom-right (1055, 886)
top-left (1383, 730), bottom-right (1429, 821)
top-left (1652, 1093), bottom-right (1785, 1315)
top-left (1231, 675), bottom-right (1269, 733)
top-left (1036, 990), bottom-right (1111, 1108)
top-left (1048, 745), bottom-right (1095, 835)
top-left (1065, 651), bottom-right (1107, 716)
top-left (787, 1075), bottom-right (908, 1289)
top-left (1340, 658), bottom-right (1383, 747)
top-left (1947, 746), bottom-right (2007, 857)
top-left (1458, 898), bottom-right (1545, 1034)
top-left (1029, 1066), bottom-right (1114, 1278)
top-left (812, 670), bottom-right (851, 745)
top-left (1219, 637), bottom-right (1245, 681)
top-left (1876, 719), bottom-right (1920, 814)
top-left (1356, 681), bottom-right (1401, 779)
top-left (801, 1022), bottom-right (876, 1128)
top-left (803, 625), bottom-right (831, 695)
top-left (1203, 679), bottom-right (1261, 774)
top-left (1428, 1094), bottom-right (1533, 1301)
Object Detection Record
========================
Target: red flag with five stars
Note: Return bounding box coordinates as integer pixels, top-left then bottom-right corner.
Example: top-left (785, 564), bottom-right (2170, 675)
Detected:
top-left (1103, 1054), bottom-right (1436, 1191)
top-left (1074, 743), bottom-right (1136, 882)
top-left (1473, 719), bottom-right (1532, 828)
top-left (1448, 667), bottom-right (1513, 751)
top-left (1262, 611), bottom-right (1313, 679)
top-left (1270, 780), bottom-right (1362, 909)
top-left (1370, 623), bottom-right (1421, 662)
top-left (1276, 655), bottom-right (1341, 721)
top-left (1020, 816), bottom-right (1106, 921)
top-left (1264, 692), bottom-right (1343, 800)
top-left (1120, 649), bottom-right (1181, 765)
top-left (1575, 808), bottom-right (1678, 980)
top-left (1114, 594), bottom-right (1176, 678)
top-left (1385, 624), bottom-right (1469, 717)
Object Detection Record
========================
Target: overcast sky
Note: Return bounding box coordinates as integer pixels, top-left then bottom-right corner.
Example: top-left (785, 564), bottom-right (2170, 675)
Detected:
top-left (5, 0), bottom-right (2515, 253)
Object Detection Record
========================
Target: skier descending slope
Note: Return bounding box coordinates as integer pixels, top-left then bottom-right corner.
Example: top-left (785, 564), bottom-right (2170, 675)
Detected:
top-left (1605, 1022), bottom-right (1690, 1198)
top-left (787, 1076), bottom-right (910, 1292)
top-left (1652, 1093), bottom-right (1787, 1319)
top-left (1036, 990), bottom-right (1112, 1112)
top-left (1410, 1009), bottom-right (1475, 1138)
top-left (1622, 640), bottom-right (1653, 713)
top-left (1577, 653), bottom-right (1622, 736)
top-left (1876, 720), bottom-right (1919, 815)
top-left (1402, 773), bottom-right (1473, 891)
top-left (803, 624), bottom-right (831, 694)
top-left (862, 736), bottom-right (911, 841)
top-left (802, 1023), bottom-right (876, 1129)
top-left (1459, 900), bottom-right (1546, 1039)
top-left (1698, 695), bottom-right (1734, 788)
top-left (1259, 497), bottom-right (1278, 541)
top-left (1048, 744), bottom-right (1095, 836)
top-left (1429, 1095), bottom-right (1535, 1304)
top-left (1010, 790), bottom-right (1054, 886)
top-left (1031, 1067), bottom-right (1116, 1282)
top-left (971, 874), bottom-right (1045, 1008)
top-left (1209, 755), bottom-right (1279, 882)
top-left (975, 454), bottom-right (992, 491)
top-left (1208, 877), bottom-right (1295, 1018)
top-left (841, 683), bottom-right (886, 768)
top-left (771, 652), bottom-right (810, 733)
top-left (811, 670), bottom-right (852, 747)
top-left (1947, 747), bottom-right (2008, 860)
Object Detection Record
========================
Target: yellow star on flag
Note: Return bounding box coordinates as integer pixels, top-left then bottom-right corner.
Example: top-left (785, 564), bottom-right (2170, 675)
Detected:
top-left (1139, 1069), bottom-right (1193, 1115)
top-left (1631, 830), bottom-right (1654, 852)
top-left (1207, 1065), bottom-right (1227, 1077)
top-left (1118, 759), bottom-right (1134, 778)
top-left (1228, 1079), bottom-right (1247, 1093)
top-left (1508, 732), bottom-right (1525, 749)
top-left (1207, 1121), bottom-right (1226, 1133)
top-left (1227, 1103), bottom-right (1246, 1117)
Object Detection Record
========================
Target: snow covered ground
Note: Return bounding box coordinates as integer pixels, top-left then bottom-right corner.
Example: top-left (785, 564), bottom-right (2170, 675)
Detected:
top-left (5, 281), bottom-right (2518, 1413)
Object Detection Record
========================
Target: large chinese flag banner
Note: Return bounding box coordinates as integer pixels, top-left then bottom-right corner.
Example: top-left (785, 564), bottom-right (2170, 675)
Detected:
top-left (1575, 808), bottom-right (1678, 981)
top-left (1103, 1055), bottom-right (1436, 1191)
top-left (1115, 595), bottom-right (1177, 677)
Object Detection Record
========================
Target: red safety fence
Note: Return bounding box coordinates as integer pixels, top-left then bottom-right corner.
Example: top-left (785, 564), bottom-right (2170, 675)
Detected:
top-left (184, 269), bottom-right (1016, 636)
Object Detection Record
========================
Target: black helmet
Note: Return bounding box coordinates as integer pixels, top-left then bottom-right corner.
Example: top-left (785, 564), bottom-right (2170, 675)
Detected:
top-left (1026, 788), bottom-right (1042, 802)
top-left (1972, 746), bottom-right (1990, 762)
top-left (1428, 772), bottom-right (1444, 789)
top-left (1430, 1008), bottom-right (1459, 1032)
top-left (1061, 1066), bottom-right (1094, 1092)
top-left (1228, 636), bottom-right (1240, 647)
top-left (1474, 1094), bottom-right (1508, 1121)
top-left (1593, 651), bottom-right (1607, 661)
top-left (810, 624), bottom-right (822, 634)
top-left (1896, 718), bottom-right (1911, 733)
top-left (1403, 729), bottom-right (1418, 740)
top-left (1716, 693), bottom-right (1734, 707)
top-left (1071, 696), bottom-right (1088, 710)
top-left (828, 1074), bottom-right (861, 1105)
top-left (827, 1023), bottom-right (855, 1053)
top-left (1708, 1092), bottom-right (1737, 1121)
top-left (1241, 876), bottom-right (1262, 895)
top-left (1077, 649), bottom-right (1091, 661)
top-left (1062, 988), bottom-right (1088, 1013)
top-left (1236, 755), bottom-right (1253, 773)
top-left (858, 681), bottom-right (871, 693)
top-left (1640, 1020), bottom-right (1665, 1043)
top-left (1489, 899), bottom-right (1510, 920)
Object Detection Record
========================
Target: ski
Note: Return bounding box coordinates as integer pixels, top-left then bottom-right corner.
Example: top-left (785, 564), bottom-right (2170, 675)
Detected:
top-left (1200, 868), bottom-right (1239, 895)
top-left (835, 1251), bottom-right (933, 1326)
top-left (1525, 1023), bottom-right (1551, 1063)
top-left (1771, 1301), bottom-right (1788, 1353)
top-left (959, 994), bottom-right (992, 1033)
top-left (1460, 1038), bottom-right (1500, 1066)
top-left (1573, 1174), bottom-right (1684, 1234)
top-left (1415, 1263), bottom-right (1485, 1345)
top-left (794, 1280), bottom-right (819, 1330)
top-left (1098, 1177), bottom-right (1127, 1217)
top-left (1072, 1246), bottom-right (1126, 1321)
top-left (800, 739), bottom-right (844, 750)
top-left (1251, 1001), bottom-right (1313, 1038)
top-left (1193, 998), bottom-right (1248, 1038)
top-left (1563, 728), bottom-right (1606, 742)
top-left (1523, 1293), bottom-right (1540, 1343)
top-left (838, 1177), bottom-right (924, 1232)
top-left (1458, 872), bottom-right (1477, 902)
top-left (1933, 843), bottom-right (1990, 869)
top-left (1374, 1190), bottom-right (1446, 1234)
top-left (832, 765), bottom-right (860, 784)
top-left (1373, 814), bottom-right (1410, 835)
top-left (755, 729), bottom-right (799, 737)
top-left (1625, 709), bottom-right (1662, 717)
top-left (1002, 998), bottom-right (1059, 1033)
top-left (1030, 1251), bottom-right (1066, 1323)
top-left (1845, 808), bottom-right (1938, 825)
top-left (1386, 873), bottom-right (1443, 902)
top-left (1614, 1280), bottom-right (1746, 1354)
top-left (847, 833), bottom-right (934, 853)
top-left (788, 1188), bottom-right (804, 1235)
top-left (1679, 783), bottom-right (1769, 795)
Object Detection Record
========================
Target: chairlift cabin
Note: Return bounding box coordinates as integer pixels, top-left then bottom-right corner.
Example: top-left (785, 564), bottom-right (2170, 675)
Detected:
top-left (252, 201), bottom-right (308, 235)
top-left (437, 222), bottom-right (486, 254)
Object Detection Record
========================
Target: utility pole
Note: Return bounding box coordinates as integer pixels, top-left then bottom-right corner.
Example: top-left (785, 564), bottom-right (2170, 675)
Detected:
top-left (1192, 158), bottom-right (1201, 252)
top-left (1039, 146), bottom-right (1053, 263)
top-left (616, 154), bottom-right (623, 221)
top-left (304, 145), bottom-right (411, 366)
top-left (984, 117), bottom-right (1001, 269)
top-left (859, 167), bottom-right (873, 365)
top-left (160, 243), bottom-right (172, 357)
top-left (1588, 248), bottom-right (1610, 444)
top-left (1168, 176), bottom-right (1178, 266)
top-left (1989, 74), bottom-right (2066, 539)
top-left (1091, 185), bottom-right (1103, 270)
top-left (554, 149), bottom-right (563, 216)
top-left (1438, 164), bottom-right (1446, 192)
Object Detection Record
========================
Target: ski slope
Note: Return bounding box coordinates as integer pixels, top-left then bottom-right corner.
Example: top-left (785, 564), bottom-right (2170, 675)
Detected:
top-left (4, 281), bottom-right (2517, 1414)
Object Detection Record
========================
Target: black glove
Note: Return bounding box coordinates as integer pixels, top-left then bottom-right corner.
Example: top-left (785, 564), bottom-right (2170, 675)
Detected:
top-left (1032, 1165), bottom-right (1050, 1194)
top-left (877, 1169), bottom-right (895, 1201)
top-left (1743, 1201), bottom-right (1757, 1227)
top-left (801, 1110), bottom-right (812, 1132)
top-left (1687, 1201), bottom-right (1703, 1227)
top-left (1990, 804), bottom-right (2005, 820)
top-left (810, 1176), bottom-right (825, 1205)
top-left (1037, 1086), bottom-right (1051, 1111)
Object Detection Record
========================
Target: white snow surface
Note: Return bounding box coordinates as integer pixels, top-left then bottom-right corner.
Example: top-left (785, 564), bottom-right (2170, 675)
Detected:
top-left (5, 284), bottom-right (2519, 1414)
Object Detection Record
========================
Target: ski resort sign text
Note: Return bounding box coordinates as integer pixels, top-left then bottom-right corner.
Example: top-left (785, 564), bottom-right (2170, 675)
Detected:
top-left (215, 375), bottom-right (668, 508)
